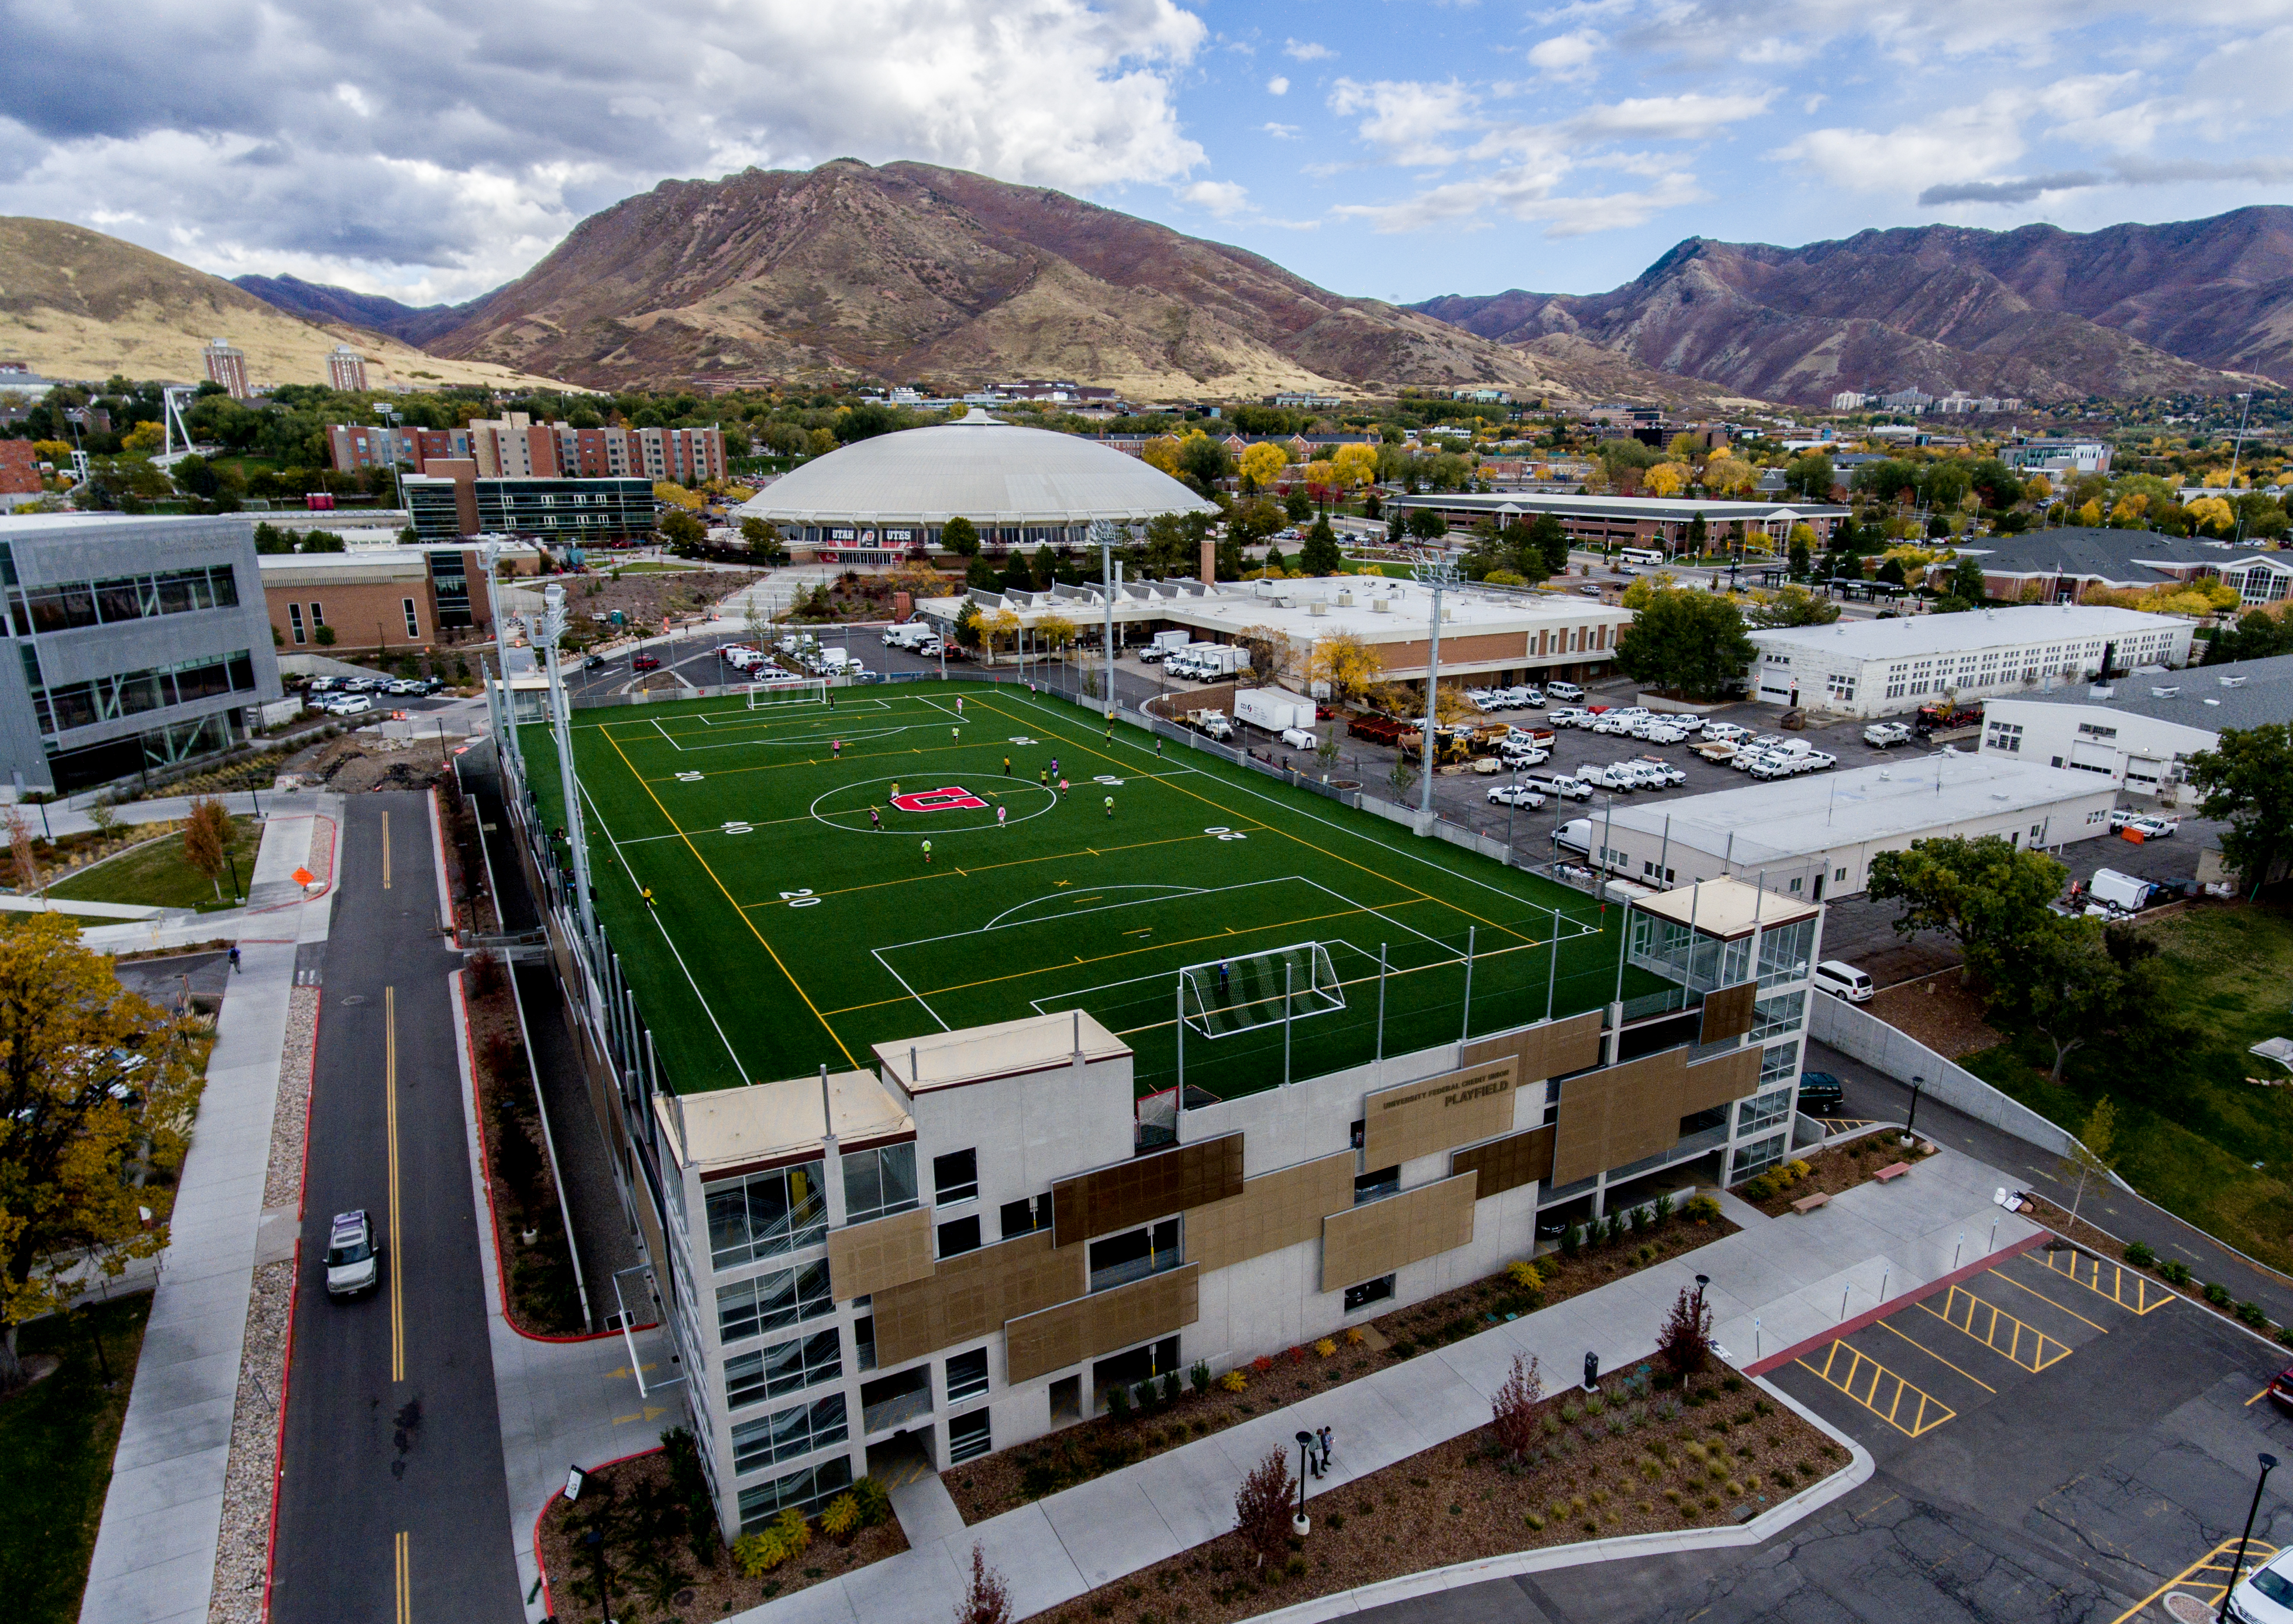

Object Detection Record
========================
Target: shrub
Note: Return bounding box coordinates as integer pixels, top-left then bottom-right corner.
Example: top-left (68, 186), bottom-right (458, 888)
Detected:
top-left (1313, 1338), bottom-right (1338, 1358)
top-left (2123, 1240), bottom-right (2156, 1268)
top-left (1584, 1393), bottom-right (1606, 1417)
top-left (1491, 1352), bottom-right (1545, 1459)
top-left (1344, 1327), bottom-right (1365, 1346)
top-left (1234, 1450), bottom-right (1297, 1568)
top-left (1786, 1159), bottom-right (1810, 1180)
top-left (1160, 1373), bottom-right (1183, 1406)
top-left (1561, 1223), bottom-right (1583, 1257)
top-left (819, 1493), bottom-right (860, 1537)
top-left (1107, 1385), bottom-right (1132, 1421)
top-left (2205, 1281), bottom-right (2234, 1308)
top-left (1685, 1196), bottom-right (1722, 1224)
top-left (1652, 1192), bottom-right (1674, 1225)
top-left (1507, 1258), bottom-right (1543, 1289)
top-left (1524, 1511), bottom-right (1545, 1530)
top-left (2161, 1260), bottom-right (2193, 1286)
top-left (733, 1528), bottom-right (790, 1576)
top-left (2278, 1326), bottom-right (2293, 1351)
top-left (852, 1475), bottom-right (892, 1528)
top-left (1251, 1354), bottom-right (1276, 1375)
top-left (1191, 1359), bottom-right (1213, 1395)
top-left (1744, 1174), bottom-right (1777, 1202)
top-left (2239, 1301), bottom-right (2270, 1329)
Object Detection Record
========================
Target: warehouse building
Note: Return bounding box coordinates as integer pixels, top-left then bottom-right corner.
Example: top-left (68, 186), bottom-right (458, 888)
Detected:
top-left (1562, 753), bottom-right (2118, 901)
top-left (1746, 604), bottom-right (2196, 718)
top-left (633, 876), bottom-right (1817, 1533)
top-left (1977, 654), bottom-right (2293, 798)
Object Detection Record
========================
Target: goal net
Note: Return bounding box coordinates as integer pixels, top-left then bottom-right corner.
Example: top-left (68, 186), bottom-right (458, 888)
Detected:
top-left (746, 677), bottom-right (829, 708)
top-left (1179, 942), bottom-right (1345, 1040)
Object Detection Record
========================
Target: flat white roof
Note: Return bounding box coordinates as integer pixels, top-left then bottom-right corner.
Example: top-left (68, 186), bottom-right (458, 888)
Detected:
top-left (1749, 604), bottom-right (2193, 663)
top-left (1595, 753), bottom-right (2112, 866)
top-left (920, 577), bottom-right (1626, 645)
top-left (660, 1068), bottom-right (914, 1174)
top-left (1632, 875), bottom-right (1819, 938)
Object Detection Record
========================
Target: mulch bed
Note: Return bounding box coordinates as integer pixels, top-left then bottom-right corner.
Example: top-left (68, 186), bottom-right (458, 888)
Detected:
top-left (1866, 971), bottom-right (2003, 1059)
top-left (1031, 1366), bottom-right (1849, 1624)
top-left (535, 1449), bottom-right (907, 1622)
top-left (1731, 1136), bottom-right (1938, 1218)
top-left (464, 953), bottom-right (585, 1335)
top-left (944, 1204), bottom-right (1739, 1527)
top-left (435, 780), bottom-right (499, 938)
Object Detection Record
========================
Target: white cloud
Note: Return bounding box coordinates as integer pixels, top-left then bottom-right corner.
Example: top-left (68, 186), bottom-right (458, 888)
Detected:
top-left (1262, 122), bottom-right (1301, 139)
top-left (1337, 166), bottom-right (1702, 234)
top-left (1526, 30), bottom-right (1601, 80)
top-left (1268, 76), bottom-right (1290, 95)
top-left (1283, 38), bottom-right (1335, 60)
top-left (1180, 178), bottom-right (1251, 216)
top-left (1770, 91), bottom-right (2030, 194)
top-left (1565, 92), bottom-right (1774, 140)
top-left (0, 0), bottom-right (1210, 301)
top-left (1328, 78), bottom-right (1480, 165)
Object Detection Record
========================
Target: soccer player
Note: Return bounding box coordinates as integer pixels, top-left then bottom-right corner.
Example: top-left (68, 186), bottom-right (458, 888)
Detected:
top-left (922, 840), bottom-right (932, 864)
top-left (869, 807), bottom-right (881, 830)
top-left (1058, 778), bottom-right (1069, 799)
top-left (1104, 795), bottom-right (1114, 819)
top-left (889, 782), bottom-right (900, 803)
top-left (952, 726), bottom-right (960, 744)
top-left (832, 739), bottom-right (841, 759)
top-left (1003, 755), bottom-right (1011, 775)
top-left (641, 887), bottom-right (656, 908)
top-left (997, 805), bottom-right (1008, 829)
top-left (1039, 767), bottom-right (1049, 789)
top-left (955, 696), bottom-right (964, 716)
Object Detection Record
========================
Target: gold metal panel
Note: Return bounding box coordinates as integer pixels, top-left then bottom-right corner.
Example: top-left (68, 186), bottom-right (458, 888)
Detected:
top-left (1698, 982), bottom-right (1757, 1046)
top-left (1318, 1173), bottom-right (1478, 1294)
top-left (1362, 1057), bottom-right (1519, 1169)
top-left (1052, 1134), bottom-right (1245, 1247)
top-left (1003, 1266), bottom-right (1202, 1384)
top-left (1186, 1152), bottom-right (1356, 1275)
top-left (1549, 1048), bottom-right (1691, 1187)
top-left (1464, 1010), bottom-right (1605, 1083)
top-left (1681, 1046), bottom-right (1762, 1115)
top-left (825, 1206), bottom-right (934, 1302)
top-left (1450, 1126), bottom-right (1555, 1199)
top-left (870, 1230), bottom-right (1085, 1368)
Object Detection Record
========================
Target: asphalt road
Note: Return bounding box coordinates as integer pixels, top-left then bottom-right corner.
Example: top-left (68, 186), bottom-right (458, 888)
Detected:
top-left (271, 794), bottom-right (522, 1624)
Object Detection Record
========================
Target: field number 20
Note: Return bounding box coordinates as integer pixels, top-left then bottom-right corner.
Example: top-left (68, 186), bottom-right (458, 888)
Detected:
top-left (781, 889), bottom-right (821, 908)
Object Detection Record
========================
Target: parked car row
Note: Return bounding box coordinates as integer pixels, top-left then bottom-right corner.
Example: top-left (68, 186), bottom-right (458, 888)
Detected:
top-left (307, 674), bottom-right (442, 699)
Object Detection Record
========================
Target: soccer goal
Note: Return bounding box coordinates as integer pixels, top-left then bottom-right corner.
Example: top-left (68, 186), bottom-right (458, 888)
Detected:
top-left (1179, 942), bottom-right (1345, 1040)
top-left (745, 677), bottom-right (829, 708)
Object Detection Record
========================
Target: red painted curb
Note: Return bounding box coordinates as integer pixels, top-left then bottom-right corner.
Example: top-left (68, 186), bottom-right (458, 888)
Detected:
top-left (261, 991), bottom-right (323, 1623)
top-left (532, 1444), bottom-right (664, 1617)
top-left (1744, 1229), bottom-right (2048, 1379)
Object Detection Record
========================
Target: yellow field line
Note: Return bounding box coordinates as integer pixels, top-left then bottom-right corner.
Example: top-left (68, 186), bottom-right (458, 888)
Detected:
top-left (387, 985), bottom-right (403, 1384)
top-left (598, 726), bottom-right (858, 1067)
top-left (395, 1529), bottom-right (410, 1624)
top-left (2108, 1536), bottom-right (2278, 1624)
top-left (1992, 1263), bottom-right (2112, 1333)
top-left (742, 831), bottom-right (1227, 908)
top-left (1875, 1316), bottom-right (1997, 1393)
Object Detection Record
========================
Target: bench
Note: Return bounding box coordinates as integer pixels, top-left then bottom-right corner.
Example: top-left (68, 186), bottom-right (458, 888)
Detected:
top-left (1789, 1192), bottom-right (1830, 1215)
top-left (1872, 1162), bottom-right (1913, 1183)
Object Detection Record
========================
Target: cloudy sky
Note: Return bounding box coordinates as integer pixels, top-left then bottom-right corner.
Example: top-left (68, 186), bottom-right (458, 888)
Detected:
top-left (5, 0), bottom-right (2292, 310)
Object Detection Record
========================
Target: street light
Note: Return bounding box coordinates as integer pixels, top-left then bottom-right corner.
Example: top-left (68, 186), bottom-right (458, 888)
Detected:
top-left (1907, 1074), bottom-right (1924, 1134)
top-left (1294, 1430), bottom-right (1314, 1535)
top-left (2222, 1451), bottom-right (2280, 1621)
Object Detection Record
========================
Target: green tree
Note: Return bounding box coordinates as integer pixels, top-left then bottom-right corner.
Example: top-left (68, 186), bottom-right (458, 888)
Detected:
top-left (1865, 835), bottom-right (2066, 977)
top-left (2056, 1094), bottom-right (2119, 1234)
top-left (965, 554), bottom-right (999, 590)
top-left (1788, 534), bottom-right (1812, 578)
top-left (1744, 584), bottom-right (1841, 627)
top-left (2204, 610), bottom-right (2293, 665)
top-left (1178, 433), bottom-right (1231, 494)
top-left (2185, 722), bottom-right (2293, 893)
top-left (1684, 511), bottom-right (1709, 557)
top-left (1784, 451), bottom-right (1834, 501)
top-left (659, 508), bottom-right (705, 553)
top-left (941, 516), bottom-right (980, 558)
top-left (1403, 507), bottom-right (1449, 542)
top-left (1283, 489), bottom-right (1313, 523)
top-left (1229, 498), bottom-right (1286, 551)
top-left (1141, 512), bottom-right (1206, 578)
top-left (953, 600), bottom-right (983, 649)
top-left (1989, 921), bottom-right (2160, 1084)
top-left (1297, 516), bottom-right (1342, 575)
top-left (1875, 555), bottom-right (1908, 587)
top-left (1031, 543), bottom-right (1060, 588)
top-left (738, 516), bottom-right (785, 561)
top-left (999, 552), bottom-right (1034, 593)
top-left (1946, 555), bottom-right (1988, 604)
top-left (1530, 513), bottom-right (1571, 576)
top-left (1612, 587), bottom-right (1755, 701)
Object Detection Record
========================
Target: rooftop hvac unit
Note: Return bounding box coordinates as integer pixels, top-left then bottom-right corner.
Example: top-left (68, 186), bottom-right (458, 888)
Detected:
top-left (1336, 591), bottom-right (1355, 607)
top-left (2221, 674), bottom-right (2249, 688)
top-left (1310, 601), bottom-right (1328, 616)
top-left (1372, 598), bottom-right (1392, 613)
top-left (2150, 686), bottom-right (2180, 698)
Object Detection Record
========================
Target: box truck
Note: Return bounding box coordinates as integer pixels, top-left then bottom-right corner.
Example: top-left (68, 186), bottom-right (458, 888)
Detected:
top-left (1140, 630), bottom-right (1191, 664)
top-left (1183, 643), bottom-right (1240, 680)
top-left (883, 622), bottom-right (940, 651)
top-left (1234, 688), bottom-right (1315, 735)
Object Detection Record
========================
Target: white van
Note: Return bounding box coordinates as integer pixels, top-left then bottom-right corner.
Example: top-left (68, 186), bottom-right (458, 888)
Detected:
top-left (1812, 960), bottom-right (1874, 1002)
top-left (1545, 680), bottom-right (1585, 703)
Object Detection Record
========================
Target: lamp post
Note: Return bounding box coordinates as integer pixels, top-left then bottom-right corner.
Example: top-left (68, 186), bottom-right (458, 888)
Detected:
top-left (1907, 1074), bottom-right (1924, 1136)
top-left (2222, 1451), bottom-right (2280, 1621)
top-left (1294, 1430), bottom-right (1314, 1535)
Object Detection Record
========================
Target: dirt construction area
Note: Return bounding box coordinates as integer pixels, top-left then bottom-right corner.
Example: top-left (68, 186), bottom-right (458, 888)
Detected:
top-left (280, 732), bottom-right (452, 794)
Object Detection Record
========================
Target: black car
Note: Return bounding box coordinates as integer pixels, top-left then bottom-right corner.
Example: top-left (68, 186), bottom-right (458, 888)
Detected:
top-left (1798, 1071), bottom-right (1845, 1115)
top-left (583, 654), bottom-right (610, 672)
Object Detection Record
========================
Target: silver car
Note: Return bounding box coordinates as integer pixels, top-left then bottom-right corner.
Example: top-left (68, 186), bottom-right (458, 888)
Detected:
top-left (326, 1209), bottom-right (379, 1298)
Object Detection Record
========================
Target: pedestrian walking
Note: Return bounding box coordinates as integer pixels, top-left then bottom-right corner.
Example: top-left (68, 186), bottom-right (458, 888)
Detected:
top-left (228, 945), bottom-right (242, 974)
top-left (1318, 1426), bottom-right (1333, 1474)
top-left (997, 804), bottom-right (1008, 829)
top-left (922, 840), bottom-right (933, 865)
top-left (869, 806), bottom-right (881, 830)
top-left (1003, 755), bottom-right (1011, 775)
top-left (1104, 795), bottom-right (1114, 819)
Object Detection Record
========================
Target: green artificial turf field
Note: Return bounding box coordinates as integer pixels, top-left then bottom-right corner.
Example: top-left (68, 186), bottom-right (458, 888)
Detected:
top-left (519, 681), bottom-right (1643, 1100)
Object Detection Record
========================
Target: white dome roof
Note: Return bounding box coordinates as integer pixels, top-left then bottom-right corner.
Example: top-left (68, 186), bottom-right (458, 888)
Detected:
top-left (736, 410), bottom-right (1218, 527)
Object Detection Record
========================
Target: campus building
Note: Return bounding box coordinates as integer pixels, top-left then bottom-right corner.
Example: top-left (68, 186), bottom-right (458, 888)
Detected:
top-left (326, 344), bottom-right (368, 392)
top-left (401, 467), bottom-right (657, 543)
top-left (1955, 528), bottom-right (2293, 606)
top-left (0, 512), bottom-right (283, 792)
top-left (1386, 492), bottom-right (1848, 554)
top-left (257, 543), bottom-right (532, 653)
top-left (1977, 653), bottom-right (2293, 798)
top-left (1745, 604), bottom-right (2197, 719)
top-left (201, 338), bottom-right (250, 399)
top-left (326, 423), bottom-right (476, 474)
top-left (466, 413), bottom-right (727, 485)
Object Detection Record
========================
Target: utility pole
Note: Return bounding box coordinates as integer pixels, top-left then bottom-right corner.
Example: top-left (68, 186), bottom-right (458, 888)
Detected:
top-left (2229, 391), bottom-right (2256, 489)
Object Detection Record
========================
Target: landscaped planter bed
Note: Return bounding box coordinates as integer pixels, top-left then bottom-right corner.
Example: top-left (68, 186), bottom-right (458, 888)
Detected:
top-left (945, 1198), bottom-right (1737, 1527)
top-left (463, 952), bottom-right (585, 1336)
top-left (1030, 1365), bottom-right (1848, 1624)
top-left (1732, 1136), bottom-right (1936, 1218)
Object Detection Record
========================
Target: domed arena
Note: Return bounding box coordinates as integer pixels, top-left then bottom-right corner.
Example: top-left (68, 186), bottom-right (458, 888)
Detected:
top-left (734, 409), bottom-right (1218, 558)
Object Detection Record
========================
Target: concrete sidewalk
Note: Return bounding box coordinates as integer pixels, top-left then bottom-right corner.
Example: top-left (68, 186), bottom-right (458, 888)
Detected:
top-left (79, 801), bottom-right (342, 1624)
top-left (740, 1142), bottom-right (2043, 1624)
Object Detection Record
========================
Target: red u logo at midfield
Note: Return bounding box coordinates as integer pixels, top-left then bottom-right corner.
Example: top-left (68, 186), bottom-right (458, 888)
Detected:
top-left (890, 785), bottom-right (988, 813)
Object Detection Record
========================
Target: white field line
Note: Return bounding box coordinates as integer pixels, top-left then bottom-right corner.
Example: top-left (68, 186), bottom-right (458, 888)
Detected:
top-left (869, 947), bottom-right (951, 1033)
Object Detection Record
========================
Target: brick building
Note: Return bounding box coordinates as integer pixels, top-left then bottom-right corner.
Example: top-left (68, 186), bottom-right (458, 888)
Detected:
top-left (201, 339), bottom-right (250, 399)
top-left (326, 345), bottom-right (368, 392)
top-left (259, 543), bottom-right (535, 653)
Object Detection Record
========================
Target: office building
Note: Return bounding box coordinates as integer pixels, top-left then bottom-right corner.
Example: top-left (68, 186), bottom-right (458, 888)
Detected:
top-left (1978, 654), bottom-right (2293, 797)
top-left (326, 345), bottom-right (369, 392)
top-left (1, 441), bottom-right (42, 511)
top-left (401, 468), bottom-right (656, 543)
top-left (460, 415), bottom-right (727, 487)
top-left (1388, 492), bottom-right (1848, 554)
top-left (1565, 754), bottom-right (2117, 901)
top-left (1745, 604), bottom-right (2196, 718)
top-left (260, 543), bottom-right (534, 653)
top-left (201, 339), bottom-right (250, 399)
top-left (0, 513), bottom-right (282, 792)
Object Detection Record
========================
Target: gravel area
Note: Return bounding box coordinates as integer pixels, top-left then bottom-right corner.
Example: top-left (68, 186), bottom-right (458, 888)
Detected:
top-left (208, 984), bottom-right (318, 1624)
top-left (1865, 971), bottom-right (2003, 1058)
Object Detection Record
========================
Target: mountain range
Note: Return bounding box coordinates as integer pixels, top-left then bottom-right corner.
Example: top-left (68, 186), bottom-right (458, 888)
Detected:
top-left (1411, 211), bottom-right (2293, 405)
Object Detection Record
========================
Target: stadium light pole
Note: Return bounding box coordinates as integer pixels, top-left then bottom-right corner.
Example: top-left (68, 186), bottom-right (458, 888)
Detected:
top-left (1090, 520), bottom-right (1123, 720)
top-left (1412, 550), bottom-right (1458, 819)
top-left (537, 583), bottom-right (597, 942)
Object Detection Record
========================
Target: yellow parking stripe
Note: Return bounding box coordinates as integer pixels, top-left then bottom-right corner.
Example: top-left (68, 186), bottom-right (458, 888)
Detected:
top-left (1992, 1264), bottom-right (2112, 1333)
top-left (1795, 1340), bottom-right (1956, 1437)
top-left (2108, 1536), bottom-right (2278, 1623)
top-left (1919, 1284), bottom-right (2072, 1373)
top-left (2037, 1247), bottom-right (2173, 1315)
top-left (1875, 1316), bottom-right (1997, 1394)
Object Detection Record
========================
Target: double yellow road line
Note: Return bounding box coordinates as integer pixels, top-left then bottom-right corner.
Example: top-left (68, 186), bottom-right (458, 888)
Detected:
top-left (386, 984), bottom-right (404, 1382)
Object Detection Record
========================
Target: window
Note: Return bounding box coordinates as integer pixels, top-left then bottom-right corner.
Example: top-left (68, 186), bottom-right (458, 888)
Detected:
top-left (1354, 1166), bottom-right (1400, 1204)
top-left (854, 1312), bottom-right (876, 1373)
top-left (308, 601), bottom-right (325, 627)
top-left (1749, 989), bottom-right (1806, 1041)
top-left (707, 1161), bottom-right (826, 1268)
top-left (841, 1143), bottom-right (919, 1226)
top-left (2077, 722), bottom-right (2119, 740)
top-left (1344, 1274), bottom-right (1396, 1312)
top-left (736, 1457), bottom-right (852, 1531)
top-left (1000, 1194), bottom-right (1051, 1240)
top-left (948, 1409), bottom-right (992, 1464)
top-left (2086, 808), bottom-right (2108, 825)
top-left (725, 1328), bottom-right (841, 1409)
top-left (1736, 1089), bottom-right (1792, 1136)
top-left (716, 1260), bottom-right (833, 1345)
top-left (1755, 916), bottom-right (1814, 988)
top-left (732, 1394), bottom-right (849, 1475)
top-left (946, 1347), bottom-right (990, 1403)
top-left (402, 597), bottom-right (421, 639)
top-left (933, 1148), bottom-right (978, 1206)
top-left (1758, 1043), bottom-right (1798, 1086)
top-left (938, 1213), bottom-right (981, 1258)
top-left (288, 604), bottom-right (305, 644)
top-left (1986, 721), bottom-right (2023, 753)
top-left (1087, 1217), bottom-right (1180, 1293)
top-left (1730, 1133), bottom-right (1788, 1182)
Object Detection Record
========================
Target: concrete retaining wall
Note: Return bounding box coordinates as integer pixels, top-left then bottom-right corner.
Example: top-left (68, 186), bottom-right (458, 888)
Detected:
top-left (1807, 992), bottom-right (2072, 1157)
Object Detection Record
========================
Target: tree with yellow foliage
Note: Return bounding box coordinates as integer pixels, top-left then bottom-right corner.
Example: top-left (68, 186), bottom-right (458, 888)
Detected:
top-left (986, 607), bottom-right (1021, 661)
top-left (2025, 474), bottom-right (2053, 501)
top-left (2187, 495), bottom-right (2237, 536)
top-left (1701, 454), bottom-right (1753, 495)
top-left (1307, 632), bottom-right (1386, 707)
top-left (654, 481), bottom-right (706, 511)
top-left (1665, 433), bottom-right (1707, 466)
top-left (1238, 442), bottom-right (1288, 493)
top-left (2109, 493), bottom-right (2150, 526)
top-left (2076, 498), bottom-right (2104, 527)
top-left (1302, 458), bottom-right (1337, 495)
top-left (0, 915), bottom-right (202, 1386)
top-left (1143, 435), bottom-right (1183, 477)
top-left (1330, 443), bottom-right (1380, 491)
top-left (122, 420), bottom-right (166, 456)
top-left (1643, 462), bottom-right (1689, 498)
top-left (30, 440), bottom-right (70, 466)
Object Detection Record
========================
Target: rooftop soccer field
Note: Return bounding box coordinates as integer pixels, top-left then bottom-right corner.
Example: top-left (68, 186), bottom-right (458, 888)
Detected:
top-left (518, 681), bottom-right (1650, 1101)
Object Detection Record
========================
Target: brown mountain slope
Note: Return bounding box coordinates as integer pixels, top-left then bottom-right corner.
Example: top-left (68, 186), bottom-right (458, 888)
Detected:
top-left (422, 159), bottom-right (1726, 401)
top-left (1412, 211), bottom-right (2293, 404)
top-left (0, 218), bottom-right (570, 391)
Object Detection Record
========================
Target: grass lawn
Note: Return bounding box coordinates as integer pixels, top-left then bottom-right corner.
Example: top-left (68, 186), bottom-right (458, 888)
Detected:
top-left (520, 682), bottom-right (1647, 1099)
top-left (1964, 902), bottom-right (2293, 1273)
top-left (0, 1292), bottom-right (152, 1624)
top-left (49, 817), bottom-right (260, 910)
